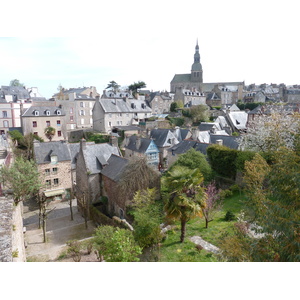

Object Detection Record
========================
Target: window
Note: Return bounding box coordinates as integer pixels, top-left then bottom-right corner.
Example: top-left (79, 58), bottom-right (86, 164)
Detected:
top-left (3, 121), bottom-right (9, 128)
top-left (81, 119), bottom-right (84, 125)
top-left (109, 113), bottom-right (112, 118)
top-left (34, 132), bottom-right (38, 136)
top-left (2, 111), bottom-right (7, 118)
top-left (46, 110), bottom-right (50, 116)
top-left (58, 131), bottom-right (62, 137)
top-left (51, 155), bottom-right (58, 164)
top-left (52, 167), bottom-right (58, 175)
top-left (45, 169), bottom-right (50, 176)
top-left (89, 102), bottom-right (94, 108)
top-left (33, 121), bottom-right (37, 127)
top-left (90, 118), bottom-right (93, 125)
top-left (80, 110), bottom-right (84, 116)
top-left (108, 122), bottom-right (112, 127)
top-left (46, 121), bottom-right (50, 127)
top-left (70, 116), bottom-right (74, 121)
top-left (70, 108), bottom-right (73, 114)
top-left (80, 102), bottom-right (84, 107)
top-left (57, 120), bottom-right (61, 126)
top-left (34, 110), bottom-right (39, 116)
top-left (46, 180), bottom-right (51, 187)
top-left (53, 178), bottom-right (59, 186)
top-left (56, 110), bottom-right (61, 115)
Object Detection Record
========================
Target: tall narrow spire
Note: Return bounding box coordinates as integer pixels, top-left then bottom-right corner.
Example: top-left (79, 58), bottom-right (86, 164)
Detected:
top-left (191, 39), bottom-right (203, 83)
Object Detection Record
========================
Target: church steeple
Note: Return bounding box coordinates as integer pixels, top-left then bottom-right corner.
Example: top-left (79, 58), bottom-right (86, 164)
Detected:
top-left (191, 39), bottom-right (203, 83)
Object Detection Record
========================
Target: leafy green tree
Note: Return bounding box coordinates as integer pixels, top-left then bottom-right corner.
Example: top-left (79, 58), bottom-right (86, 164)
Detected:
top-left (106, 80), bottom-right (120, 93)
top-left (189, 104), bottom-right (209, 124)
top-left (220, 150), bottom-right (300, 262)
top-left (170, 102), bottom-right (178, 112)
top-left (44, 126), bottom-right (56, 141)
top-left (162, 166), bottom-right (206, 242)
top-left (9, 79), bottom-right (24, 87)
top-left (93, 226), bottom-right (142, 262)
top-left (130, 188), bottom-right (163, 249)
top-left (128, 81), bottom-right (146, 98)
top-left (171, 148), bottom-right (212, 181)
top-left (0, 157), bottom-right (42, 205)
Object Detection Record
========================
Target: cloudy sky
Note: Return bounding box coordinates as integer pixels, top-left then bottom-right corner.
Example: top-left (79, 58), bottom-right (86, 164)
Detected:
top-left (0, 0), bottom-right (299, 98)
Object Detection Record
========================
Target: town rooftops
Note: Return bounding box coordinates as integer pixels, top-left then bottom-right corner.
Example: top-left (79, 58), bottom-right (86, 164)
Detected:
top-left (124, 135), bottom-right (155, 153)
top-left (0, 85), bottom-right (30, 101)
top-left (99, 98), bottom-right (152, 113)
top-left (22, 106), bottom-right (65, 117)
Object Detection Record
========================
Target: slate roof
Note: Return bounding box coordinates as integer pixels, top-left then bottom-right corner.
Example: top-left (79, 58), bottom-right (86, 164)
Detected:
top-left (168, 139), bottom-right (210, 155)
top-left (0, 85), bottom-right (30, 100)
top-left (99, 98), bottom-right (151, 113)
top-left (125, 135), bottom-right (152, 153)
top-left (199, 123), bottom-right (217, 132)
top-left (150, 129), bottom-right (174, 147)
top-left (22, 106), bottom-right (65, 117)
top-left (34, 141), bottom-right (71, 164)
top-left (82, 143), bottom-right (120, 175)
top-left (67, 143), bottom-right (81, 170)
top-left (206, 92), bottom-right (221, 101)
top-left (101, 154), bottom-right (129, 182)
top-left (201, 82), bottom-right (244, 93)
top-left (171, 74), bottom-right (191, 83)
top-left (227, 111), bottom-right (248, 130)
top-left (210, 135), bottom-right (239, 149)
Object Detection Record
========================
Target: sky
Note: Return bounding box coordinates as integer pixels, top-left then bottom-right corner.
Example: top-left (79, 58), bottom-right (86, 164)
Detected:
top-left (0, 0), bottom-right (299, 99)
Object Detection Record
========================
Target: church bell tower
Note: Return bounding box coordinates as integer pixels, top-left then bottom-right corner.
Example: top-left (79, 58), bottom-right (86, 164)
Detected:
top-left (191, 40), bottom-right (203, 83)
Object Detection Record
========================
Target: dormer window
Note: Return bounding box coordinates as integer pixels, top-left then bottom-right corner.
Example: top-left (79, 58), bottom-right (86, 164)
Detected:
top-left (34, 110), bottom-right (39, 116)
top-left (51, 155), bottom-right (58, 164)
top-left (56, 110), bottom-right (61, 115)
top-left (46, 110), bottom-right (50, 116)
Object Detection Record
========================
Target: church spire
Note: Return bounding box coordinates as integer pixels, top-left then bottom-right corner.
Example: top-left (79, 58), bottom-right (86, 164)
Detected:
top-left (191, 39), bottom-right (203, 83)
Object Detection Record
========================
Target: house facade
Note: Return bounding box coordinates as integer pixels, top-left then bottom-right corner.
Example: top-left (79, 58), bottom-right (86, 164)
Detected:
top-left (93, 97), bottom-right (152, 133)
top-left (173, 87), bottom-right (206, 107)
top-left (147, 92), bottom-right (173, 114)
top-left (123, 135), bottom-right (160, 168)
top-left (33, 140), bottom-right (73, 201)
top-left (21, 106), bottom-right (67, 141)
top-left (53, 87), bottom-right (99, 130)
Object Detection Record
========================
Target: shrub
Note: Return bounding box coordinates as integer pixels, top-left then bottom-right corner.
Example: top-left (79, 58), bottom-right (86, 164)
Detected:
top-left (219, 189), bottom-right (233, 200)
top-left (224, 211), bottom-right (236, 221)
top-left (207, 144), bottom-right (238, 179)
top-left (66, 240), bottom-right (82, 262)
top-left (235, 150), bottom-right (256, 171)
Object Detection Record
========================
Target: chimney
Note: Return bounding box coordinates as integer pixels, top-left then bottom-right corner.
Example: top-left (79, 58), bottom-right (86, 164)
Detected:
top-left (191, 127), bottom-right (199, 141)
top-left (125, 134), bottom-right (130, 147)
top-left (216, 139), bottom-right (223, 146)
top-left (136, 136), bottom-right (141, 150)
top-left (80, 138), bottom-right (86, 150)
top-left (110, 135), bottom-right (118, 148)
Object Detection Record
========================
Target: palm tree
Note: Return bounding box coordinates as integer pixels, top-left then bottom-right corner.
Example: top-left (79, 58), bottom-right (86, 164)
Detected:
top-left (162, 166), bottom-right (206, 243)
top-left (44, 126), bottom-right (56, 141)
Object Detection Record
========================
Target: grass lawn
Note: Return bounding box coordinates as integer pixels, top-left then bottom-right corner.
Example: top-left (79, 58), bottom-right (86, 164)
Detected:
top-left (158, 191), bottom-right (247, 262)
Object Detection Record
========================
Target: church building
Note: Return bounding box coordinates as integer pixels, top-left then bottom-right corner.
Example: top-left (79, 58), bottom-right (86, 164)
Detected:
top-left (170, 40), bottom-right (203, 93)
top-left (170, 41), bottom-right (245, 102)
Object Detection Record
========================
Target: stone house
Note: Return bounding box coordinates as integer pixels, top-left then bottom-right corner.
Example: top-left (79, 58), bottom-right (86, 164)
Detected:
top-left (146, 92), bottom-right (173, 114)
top-left (92, 97), bottom-right (152, 133)
top-left (173, 87), bottom-right (206, 107)
top-left (53, 87), bottom-right (99, 130)
top-left (149, 128), bottom-right (191, 167)
top-left (33, 140), bottom-right (73, 201)
top-left (21, 106), bottom-right (67, 141)
top-left (75, 138), bottom-right (121, 216)
top-left (123, 135), bottom-right (160, 169)
top-left (0, 86), bottom-right (33, 135)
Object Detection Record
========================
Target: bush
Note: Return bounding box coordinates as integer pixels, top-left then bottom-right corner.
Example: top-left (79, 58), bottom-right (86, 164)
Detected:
top-left (207, 144), bottom-right (238, 179)
top-left (219, 189), bottom-right (233, 200)
top-left (235, 151), bottom-right (256, 171)
top-left (224, 211), bottom-right (236, 221)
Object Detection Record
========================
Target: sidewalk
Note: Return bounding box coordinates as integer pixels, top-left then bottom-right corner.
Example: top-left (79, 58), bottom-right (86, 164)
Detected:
top-left (23, 200), bottom-right (96, 261)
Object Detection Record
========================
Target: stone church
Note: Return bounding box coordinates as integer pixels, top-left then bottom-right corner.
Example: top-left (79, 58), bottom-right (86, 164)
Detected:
top-left (170, 41), bottom-right (244, 101)
top-left (170, 41), bottom-right (203, 93)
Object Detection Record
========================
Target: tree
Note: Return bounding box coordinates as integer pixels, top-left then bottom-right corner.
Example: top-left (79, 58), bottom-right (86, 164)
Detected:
top-left (171, 148), bottom-right (212, 181)
top-left (219, 150), bottom-right (300, 261)
top-left (0, 157), bottom-right (42, 205)
top-left (93, 226), bottom-right (142, 262)
top-left (162, 166), bottom-right (206, 242)
top-left (170, 102), bottom-right (178, 112)
top-left (9, 79), bottom-right (24, 87)
top-left (130, 188), bottom-right (163, 250)
top-left (44, 126), bottom-right (56, 141)
top-left (202, 181), bottom-right (222, 228)
top-left (188, 104), bottom-right (209, 124)
top-left (117, 157), bottom-right (160, 204)
top-left (128, 81), bottom-right (146, 98)
top-left (106, 80), bottom-right (120, 93)
top-left (238, 105), bottom-right (300, 153)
